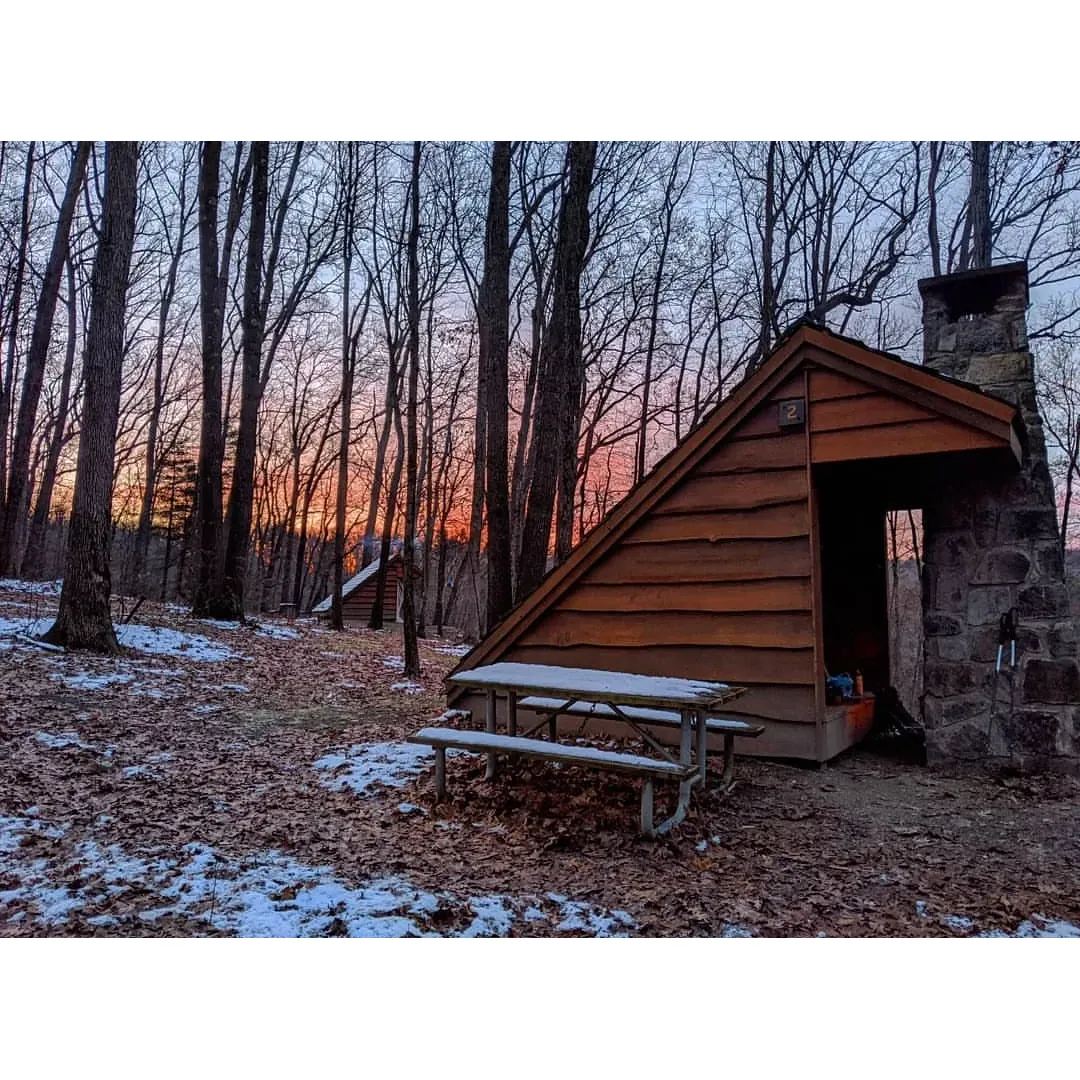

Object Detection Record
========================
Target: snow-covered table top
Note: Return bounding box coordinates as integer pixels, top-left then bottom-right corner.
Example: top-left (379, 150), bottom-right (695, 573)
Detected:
top-left (448, 662), bottom-right (743, 711)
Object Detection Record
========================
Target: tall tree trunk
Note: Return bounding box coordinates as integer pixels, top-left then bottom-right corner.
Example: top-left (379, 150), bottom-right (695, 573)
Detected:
top-left (434, 525), bottom-right (447, 636)
top-left (193, 142), bottom-right (226, 616)
top-left (0, 141), bottom-right (35, 507)
top-left (134, 183), bottom-right (188, 591)
top-left (219, 142), bottom-right (270, 620)
top-left (968, 141), bottom-right (992, 270)
top-left (193, 142), bottom-right (250, 617)
top-left (24, 254), bottom-right (79, 579)
top-left (401, 141), bottom-right (422, 677)
top-left (927, 141), bottom-right (943, 277)
top-left (332, 144), bottom-right (358, 633)
top-left (517, 141), bottom-right (596, 601)
top-left (755, 140), bottom-right (777, 368)
top-left (1, 141), bottom-right (91, 576)
top-left (43, 142), bottom-right (139, 652)
top-left (480, 141), bottom-right (513, 630)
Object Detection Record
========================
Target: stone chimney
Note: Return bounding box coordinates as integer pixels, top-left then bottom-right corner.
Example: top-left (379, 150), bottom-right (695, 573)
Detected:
top-left (918, 261), bottom-right (1079, 770)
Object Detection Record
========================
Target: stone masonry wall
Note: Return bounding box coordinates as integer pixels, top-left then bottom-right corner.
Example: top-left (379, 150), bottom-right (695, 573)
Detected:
top-left (919, 263), bottom-right (1079, 770)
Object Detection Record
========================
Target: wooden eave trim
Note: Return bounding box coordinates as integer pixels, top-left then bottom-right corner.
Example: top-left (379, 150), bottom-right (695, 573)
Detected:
top-left (804, 347), bottom-right (1018, 450)
top-left (800, 326), bottom-right (1016, 425)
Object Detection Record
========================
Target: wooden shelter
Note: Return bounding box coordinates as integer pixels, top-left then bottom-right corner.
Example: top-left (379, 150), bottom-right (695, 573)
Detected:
top-left (311, 552), bottom-right (413, 623)
top-left (448, 323), bottom-right (1023, 762)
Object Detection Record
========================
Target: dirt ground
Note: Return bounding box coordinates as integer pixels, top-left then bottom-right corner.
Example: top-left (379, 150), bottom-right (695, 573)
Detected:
top-left (1, 581), bottom-right (1078, 937)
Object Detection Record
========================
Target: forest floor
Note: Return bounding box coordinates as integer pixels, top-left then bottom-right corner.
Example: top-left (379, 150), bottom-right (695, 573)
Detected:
top-left (2, 577), bottom-right (1079, 938)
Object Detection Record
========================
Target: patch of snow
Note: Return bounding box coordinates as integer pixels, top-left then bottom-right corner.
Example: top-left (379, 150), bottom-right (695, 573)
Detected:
top-left (462, 895), bottom-right (515, 937)
top-left (192, 704), bottom-right (223, 714)
top-left (382, 655), bottom-right (405, 672)
top-left (0, 615), bottom-right (53, 643)
top-left (120, 752), bottom-right (174, 780)
top-left (434, 643), bottom-right (472, 657)
top-left (397, 802), bottom-right (426, 816)
top-left (980, 915), bottom-right (1080, 938)
top-left (915, 899), bottom-right (929, 918)
top-left (695, 839), bottom-right (709, 853)
top-left (941, 914), bottom-right (974, 932)
top-left (221, 684), bottom-right (250, 693)
top-left (429, 708), bottom-right (470, 724)
top-left (0, 578), bottom-right (62, 596)
top-left (34, 731), bottom-right (96, 751)
top-left (554, 900), bottom-right (635, 937)
top-left (116, 623), bottom-right (239, 662)
top-left (720, 923), bottom-right (755, 938)
top-left (391, 680), bottom-right (424, 694)
top-left (51, 671), bottom-right (134, 691)
top-left (314, 742), bottom-right (436, 795)
top-left (198, 619), bottom-right (242, 631)
top-left (255, 624), bottom-right (300, 641)
top-left (1, 815), bottom-right (638, 938)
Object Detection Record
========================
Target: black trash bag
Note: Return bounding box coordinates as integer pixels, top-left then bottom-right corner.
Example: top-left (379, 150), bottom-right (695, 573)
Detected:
top-left (862, 685), bottom-right (926, 765)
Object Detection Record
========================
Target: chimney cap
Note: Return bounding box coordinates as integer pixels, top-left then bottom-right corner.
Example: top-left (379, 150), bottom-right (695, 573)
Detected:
top-left (917, 260), bottom-right (1029, 309)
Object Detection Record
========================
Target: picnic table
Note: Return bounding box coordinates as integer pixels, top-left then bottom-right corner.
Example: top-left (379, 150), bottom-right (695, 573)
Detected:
top-left (411, 662), bottom-right (756, 837)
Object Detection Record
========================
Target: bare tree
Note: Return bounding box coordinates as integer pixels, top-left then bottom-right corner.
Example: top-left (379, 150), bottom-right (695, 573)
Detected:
top-left (479, 141), bottom-right (513, 628)
top-left (193, 141), bottom-right (251, 617)
top-left (518, 141), bottom-right (596, 600)
top-left (219, 141), bottom-right (270, 619)
top-left (44, 142), bottom-right (139, 651)
top-left (1, 141), bottom-right (91, 575)
top-left (401, 141), bottom-right (422, 676)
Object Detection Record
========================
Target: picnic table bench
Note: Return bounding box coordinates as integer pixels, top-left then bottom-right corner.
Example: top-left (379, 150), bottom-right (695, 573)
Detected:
top-left (517, 696), bottom-right (763, 790)
top-left (410, 662), bottom-right (754, 837)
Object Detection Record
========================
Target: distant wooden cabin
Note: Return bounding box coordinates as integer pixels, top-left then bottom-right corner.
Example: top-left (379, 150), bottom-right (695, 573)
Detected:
top-left (448, 322), bottom-right (1023, 762)
top-left (312, 552), bottom-right (412, 623)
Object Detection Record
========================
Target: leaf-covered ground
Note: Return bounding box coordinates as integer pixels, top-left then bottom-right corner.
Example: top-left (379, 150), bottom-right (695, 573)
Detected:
top-left (1, 579), bottom-right (1078, 937)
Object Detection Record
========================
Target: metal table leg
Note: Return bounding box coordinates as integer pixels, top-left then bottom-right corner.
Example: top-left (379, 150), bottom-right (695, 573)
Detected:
top-left (485, 688), bottom-right (497, 780)
top-left (656, 708), bottom-right (695, 836)
top-left (695, 708), bottom-right (708, 785)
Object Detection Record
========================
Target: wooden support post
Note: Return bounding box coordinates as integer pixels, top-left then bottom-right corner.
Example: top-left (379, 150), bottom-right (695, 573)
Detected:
top-left (695, 709), bottom-right (708, 785)
top-left (641, 779), bottom-right (655, 839)
top-left (435, 746), bottom-right (446, 800)
top-left (507, 690), bottom-right (517, 737)
top-left (485, 688), bottom-right (497, 780)
top-left (548, 715), bottom-right (558, 742)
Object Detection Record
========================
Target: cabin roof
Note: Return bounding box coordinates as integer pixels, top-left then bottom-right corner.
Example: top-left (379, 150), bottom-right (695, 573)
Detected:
top-left (449, 322), bottom-right (1022, 686)
top-left (311, 552), bottom-right (401, 613)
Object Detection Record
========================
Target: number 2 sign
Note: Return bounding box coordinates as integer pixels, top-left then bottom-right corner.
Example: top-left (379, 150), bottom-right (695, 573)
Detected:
top-left (777, 397), bottom-right (806, 428)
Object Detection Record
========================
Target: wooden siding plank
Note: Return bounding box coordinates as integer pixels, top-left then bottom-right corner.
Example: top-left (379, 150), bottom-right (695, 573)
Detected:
top-left (697, 434), bottom-right (807, 472)
top-left (809, 368), bottom-right (876, 402)
top-left (526, 610), bottom-right (816, 650)
top-left (627, 503), bottom-right (809, 543)
top-left (506, 644), bottom-right (817, 687)
top-left (810, 393), bottom-right (936, 433)
top-left (811, 417), bottom-right (1005, 464)
top-left (658, 469), bottom-right (808, 515)
top-left (586, 537), bottom-right (812, 584)
top-left (556, 579), bottom-right (813, 614)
